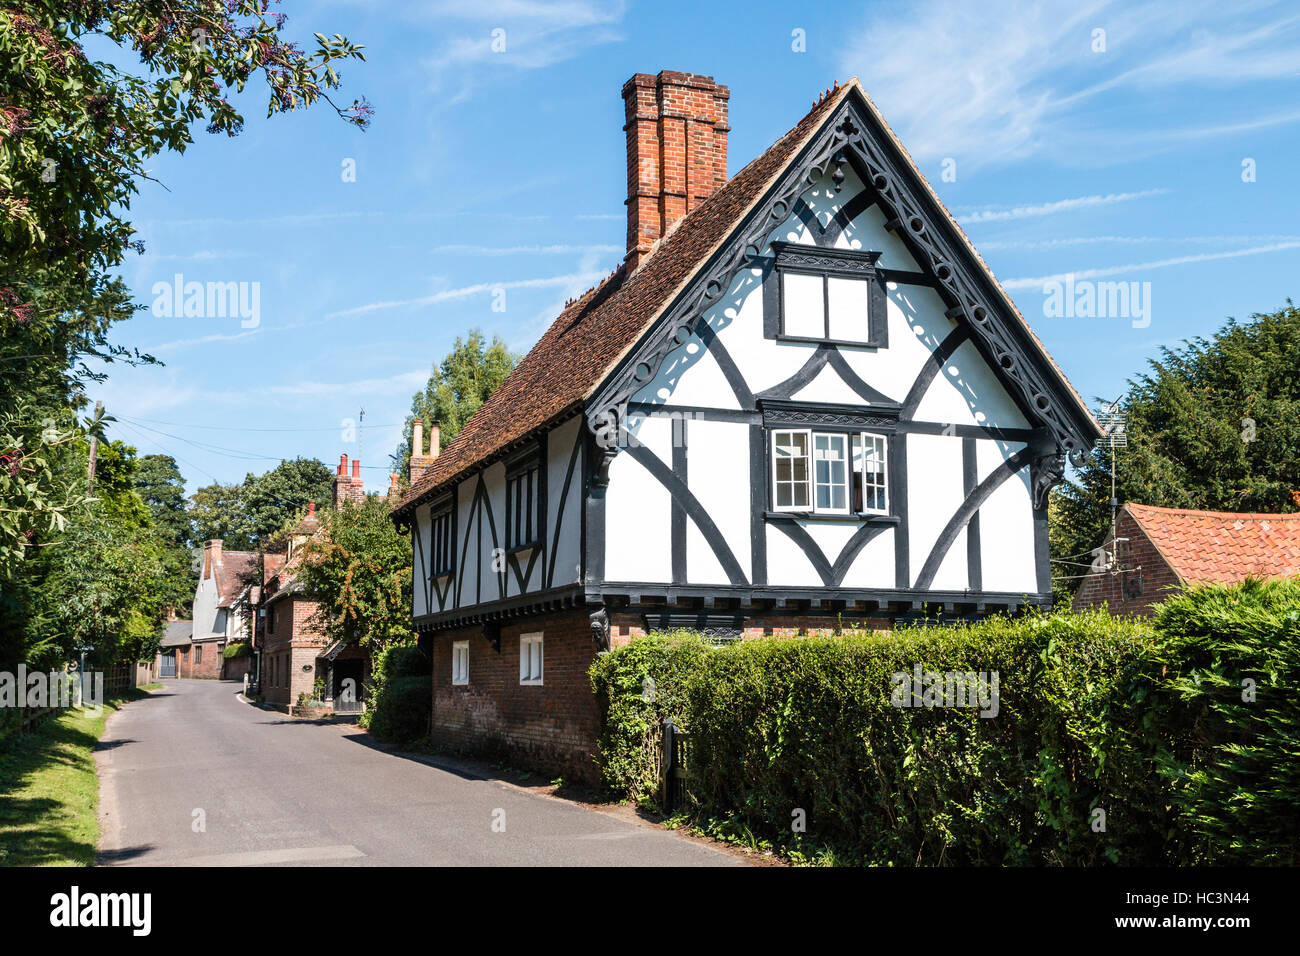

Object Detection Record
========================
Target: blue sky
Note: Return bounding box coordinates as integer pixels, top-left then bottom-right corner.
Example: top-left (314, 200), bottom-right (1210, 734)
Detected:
top-left (89, 0), bottom-right (1300, 495)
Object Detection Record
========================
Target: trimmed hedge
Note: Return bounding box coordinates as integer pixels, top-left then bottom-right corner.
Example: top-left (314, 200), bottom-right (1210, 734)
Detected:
top-left (364, 644), bottom-right (431, 745)
top-left (589, 580), bottom-right (1300, 865)
top-left (223, 641), bottom-right (251, 659)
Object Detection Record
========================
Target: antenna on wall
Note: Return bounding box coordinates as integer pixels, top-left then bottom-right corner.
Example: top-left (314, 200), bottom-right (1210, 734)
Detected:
top-left (1097, 398), bottom-right (1127, 571)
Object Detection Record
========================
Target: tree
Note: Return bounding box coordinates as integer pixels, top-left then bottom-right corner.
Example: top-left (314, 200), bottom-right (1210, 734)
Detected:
top-left (191, 457), bottom-right (332, 551)
top-left (1053, 303), bottom-right (1300, 600)
top-left (1, 1), bottom-right (368, 578)
top-left (395, 331), bottom-right (517, 476)
top-left (296, 495), bottom-right (412, 654)
top-left (133, 455), bottom-right (190, 547)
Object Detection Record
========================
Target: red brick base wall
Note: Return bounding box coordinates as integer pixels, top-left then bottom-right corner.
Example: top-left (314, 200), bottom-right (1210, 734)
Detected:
top-left (431, 608), bottom-right (602, 785)
top-left (1073, 511), bottom-right (1180, 617)
top-left (175, 640), bottom-right (226, 679)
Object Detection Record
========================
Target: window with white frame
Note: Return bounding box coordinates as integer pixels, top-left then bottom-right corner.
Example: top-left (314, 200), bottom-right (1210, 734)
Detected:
top-left (519, 632), bottom-right (543, 685)
top-left (853, 432), bottom-right (889, 514)
top-left (772, 430), bottom-right (811, 510)
top-left (770, 242), bottom-right (886, 347)
top-left (771, 429), bottom-right (889, 516)
top-left (451, 640), bottom-right (469, 685)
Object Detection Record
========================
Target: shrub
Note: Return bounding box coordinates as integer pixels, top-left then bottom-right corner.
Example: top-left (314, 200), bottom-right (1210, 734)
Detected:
top-left (592, 598), bottom-right (1299, 865)
top-left (223, 642), bottom-right (251, 659)
top-left (1150, 578), bottom-right (1300, 864)
top-left (365, 643), bottom-right (430, 744)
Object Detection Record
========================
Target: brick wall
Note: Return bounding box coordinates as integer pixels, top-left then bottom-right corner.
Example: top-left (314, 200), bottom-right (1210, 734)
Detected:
top-left (608, 612), bottom-right (893, 646)
top-left (431, 608), bottom-right (601, 784)
top-left (261, 595), bottom-right (328, 705)
top-left (1073, 510), bottom-right (1180, 616)
top-left (176, 639), bottom-right (225, 679)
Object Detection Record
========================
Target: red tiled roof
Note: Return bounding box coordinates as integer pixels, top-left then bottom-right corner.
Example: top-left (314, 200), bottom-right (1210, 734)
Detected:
top-left (215, 550), bottom-right (259, 607)
top-left (393, 84), bottom-right (852, 515)
top-left (1127, 502), bottom-right (1300, 585)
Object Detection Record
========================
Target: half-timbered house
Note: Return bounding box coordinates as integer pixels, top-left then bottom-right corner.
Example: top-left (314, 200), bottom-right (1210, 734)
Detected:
top-left (391, 71), bottom-right (1102, 779)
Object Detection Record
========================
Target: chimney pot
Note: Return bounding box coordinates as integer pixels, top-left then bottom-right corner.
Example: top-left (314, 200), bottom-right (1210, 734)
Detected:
top-left (352, 458), bottom-right (360, 480)
top-left (428, 422), bottom-right (441, 458)
top-left (308, 501), bottom-right (316, 516)
top-left (339, 453), bottom-right (348, 476)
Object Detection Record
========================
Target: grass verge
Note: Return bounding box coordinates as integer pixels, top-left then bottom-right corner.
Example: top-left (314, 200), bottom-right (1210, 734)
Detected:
top-left (0, 688), bottom-right (150, 866)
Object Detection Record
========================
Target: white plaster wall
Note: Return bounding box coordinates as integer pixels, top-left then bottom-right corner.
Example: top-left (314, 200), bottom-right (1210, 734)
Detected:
top-left (914, 338), bottom-right (1031, 428)
top-left (839, 527), bottom-right (897, 589)
top-left (546, 417), bottom-right (584, 588)
top-left (605, 415), bottom-right (673, 582)
top-left (684, 419), bottom-right (751, 583)
top-left (976, 440), bottom-right (1037, 593)
top-left (907, 433), bottom-right (967, 589)
top-left (411, 502), bottom-right (428, 618)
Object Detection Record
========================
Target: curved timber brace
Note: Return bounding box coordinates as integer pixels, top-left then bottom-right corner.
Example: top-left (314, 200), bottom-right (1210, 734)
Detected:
top-left (583, 93), bottom-right (1094, 470)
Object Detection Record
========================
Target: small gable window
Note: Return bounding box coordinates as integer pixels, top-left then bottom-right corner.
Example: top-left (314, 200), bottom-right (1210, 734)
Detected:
top-left (771, 429), bottom-right (890, 516)
top-left (769, 241), bottom-right (886, 347)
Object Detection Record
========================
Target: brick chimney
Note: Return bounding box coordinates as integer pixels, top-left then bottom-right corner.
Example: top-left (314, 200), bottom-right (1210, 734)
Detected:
top-left (622, 71), bottom-right (730, 270)
top-left (203, 539), bottom-right (222, 579)
top-left (409, 418), bottom-right (439, 484)
top-left (332, 453), bottom-right (366, 508)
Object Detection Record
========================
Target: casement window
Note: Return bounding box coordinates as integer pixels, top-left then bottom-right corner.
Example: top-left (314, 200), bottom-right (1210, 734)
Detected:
top-left (519, 632), bottom-right (544, 686)
top-left (772, 430), bottom-right (812, 510)
top-left (853, 432), bottom-right (889, 514)
top-left (505, 453), bottom-right (542, 551)
top-left (451, 640), bottom-right (469, 685)
top-left (429, 502), bottom-right (453, 576)
top-left (195, 645), bottom-right (203, 665)
top-left (771, 429), bottom-right (889, 516)
top-left (770, 242), bottom-right (886, 347)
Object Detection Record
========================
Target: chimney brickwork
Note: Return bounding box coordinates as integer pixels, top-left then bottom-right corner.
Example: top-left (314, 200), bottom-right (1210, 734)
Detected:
top-left (409, 418), bottom-right (439, 484)
top-left (332, 453), bottom-right (366, 508)
top-left (622, 71), bottom-right (730, 270)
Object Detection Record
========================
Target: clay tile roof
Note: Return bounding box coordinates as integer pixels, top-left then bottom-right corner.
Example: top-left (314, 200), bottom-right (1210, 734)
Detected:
top-left (393, 83), bottom-right (852, 516)
top-left (215, 550), bottom-right (259, 607)
top-left (1127, 502), bottom-right (1300, 585)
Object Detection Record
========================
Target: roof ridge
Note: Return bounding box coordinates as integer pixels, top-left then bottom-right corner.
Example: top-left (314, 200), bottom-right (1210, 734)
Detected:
top-left (1126, 502), bottom-right (1300, 520)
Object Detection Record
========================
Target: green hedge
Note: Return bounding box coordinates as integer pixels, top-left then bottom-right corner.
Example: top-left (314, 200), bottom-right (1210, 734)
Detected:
top-left (589, 580), bottom-right (1300, 865)
top-left (223, 642), bottom-right (251, 659)
top-left (364, 644), bottom-right (431, 745)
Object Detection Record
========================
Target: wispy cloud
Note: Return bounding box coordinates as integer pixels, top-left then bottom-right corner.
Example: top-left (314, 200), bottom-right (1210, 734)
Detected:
top-left (956, 189), bottom-right (1167, 224)
top-left (325, 271), bottom-right (605, 318)
top-left (422, 1), bottom-right (627, 103)
top-left (152, 328), bottom-right (263, 352)
top-left (839, 0), bottom-right (1300, 166)
top-left (978, 233), bottom-right (1300, 251)
top-left (430, 243), bottom-right (622, 255)
top-left (1001, 240), bottom-right (1300, 289)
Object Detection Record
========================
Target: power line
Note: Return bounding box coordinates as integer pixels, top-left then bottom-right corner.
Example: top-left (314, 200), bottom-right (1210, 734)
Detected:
top-left (126, 415), bottom-right (402, 433)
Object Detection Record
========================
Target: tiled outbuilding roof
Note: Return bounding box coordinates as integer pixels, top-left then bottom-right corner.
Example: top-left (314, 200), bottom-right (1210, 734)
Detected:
top-left (215, 551), bottom-right (258, 608)
top-left (1127, 502), bottom-right (1300, 585)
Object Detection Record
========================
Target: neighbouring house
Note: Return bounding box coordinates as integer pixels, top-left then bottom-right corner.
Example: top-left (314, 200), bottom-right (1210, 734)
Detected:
top-left (160, 540), bottom-right (257, 679)
top-left (390, 71), bottom-right (1102, 781)
top-left (1073, 503), bottom-right (1300, 616)
top-left (250, 455), bottom-right (371, 712)
top-left (157, 619), bottom-right (191, 679)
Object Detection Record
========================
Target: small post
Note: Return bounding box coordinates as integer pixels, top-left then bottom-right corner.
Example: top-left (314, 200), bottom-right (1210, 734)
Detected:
top-left (663, 718), bottom-right (678, 813)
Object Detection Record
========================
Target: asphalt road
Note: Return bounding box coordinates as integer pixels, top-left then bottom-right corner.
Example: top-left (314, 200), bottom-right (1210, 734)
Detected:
top-left (96, 679), bottom-right (741, 867)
